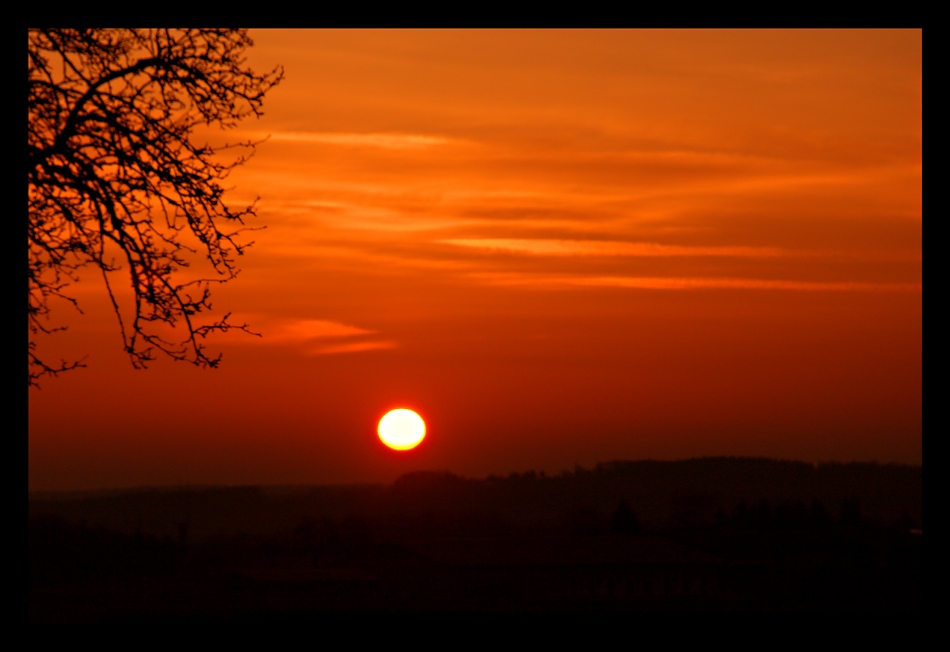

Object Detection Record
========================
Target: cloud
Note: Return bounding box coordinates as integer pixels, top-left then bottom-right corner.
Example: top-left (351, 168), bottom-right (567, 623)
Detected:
top-left (262, 131), bottom-right (460, 149)
top-left (440, 238), bottom-right (784, 258)
top-left (261, 319), bottom-right (374, 343)
top-left (305, 340), bottom-right (398, 356)
top-left (466, 273), bottom-right (921, 292)
top-left (221, 316), bottom-right (400, 356)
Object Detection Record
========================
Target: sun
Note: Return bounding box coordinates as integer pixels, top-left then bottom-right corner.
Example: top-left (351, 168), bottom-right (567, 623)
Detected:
top-left (378, 408), bottom-right (426, 451)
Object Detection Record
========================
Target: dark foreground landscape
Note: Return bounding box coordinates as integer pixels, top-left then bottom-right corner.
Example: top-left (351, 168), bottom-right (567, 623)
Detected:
top-left (29, 457), bottom-right (921, 621)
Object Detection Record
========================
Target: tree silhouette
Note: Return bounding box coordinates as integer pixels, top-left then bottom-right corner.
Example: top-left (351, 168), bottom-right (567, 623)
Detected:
top-left (28, 29), bottom-right (283, 386)
top-left (609, 499), bottom-right (641, 535)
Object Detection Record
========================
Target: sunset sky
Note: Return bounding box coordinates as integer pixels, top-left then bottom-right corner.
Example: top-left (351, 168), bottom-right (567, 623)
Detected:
top-left (28, 30), bottom-right (921, 492)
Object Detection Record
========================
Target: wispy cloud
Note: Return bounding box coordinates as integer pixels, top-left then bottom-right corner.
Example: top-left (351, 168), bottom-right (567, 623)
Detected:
top-left (262, 131), bottom-right (460, 149)
top-left (261, 319), bottom-right (374, 343)
top-left (467, 273), bottom-right (922, 292)
top-left (440, 238), bottom-right (784, 258)
top-left (305, 340), bottom-right (398, 356)
top-left (219, 316), bottom-right (396, 355)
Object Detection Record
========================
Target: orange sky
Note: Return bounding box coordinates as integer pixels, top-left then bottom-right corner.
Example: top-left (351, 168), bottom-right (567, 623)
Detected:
top-left (28, 30), bottom-right (921, 491)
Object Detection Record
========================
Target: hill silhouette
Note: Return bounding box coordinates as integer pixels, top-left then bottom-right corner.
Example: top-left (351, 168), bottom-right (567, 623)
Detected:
top-left (30, 457), bottom-right (921, 620)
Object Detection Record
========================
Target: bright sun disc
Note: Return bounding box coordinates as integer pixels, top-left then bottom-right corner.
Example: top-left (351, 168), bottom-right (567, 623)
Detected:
top-left (378, 409), bottom-right (426, 451)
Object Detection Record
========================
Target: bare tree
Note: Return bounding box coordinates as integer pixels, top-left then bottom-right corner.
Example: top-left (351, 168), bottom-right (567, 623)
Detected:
top-left (28, 29), bottom-right (283, 386)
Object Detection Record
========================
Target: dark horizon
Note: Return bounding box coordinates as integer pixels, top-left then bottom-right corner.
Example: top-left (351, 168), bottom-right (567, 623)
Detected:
top-left (27, 453), bottom-right (924, 498)
top-left (30, 455), bottom-right (921, 619)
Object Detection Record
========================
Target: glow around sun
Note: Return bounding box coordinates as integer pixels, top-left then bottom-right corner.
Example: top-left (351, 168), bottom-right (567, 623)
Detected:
top-left (378, 408), bottom-right (426, 451)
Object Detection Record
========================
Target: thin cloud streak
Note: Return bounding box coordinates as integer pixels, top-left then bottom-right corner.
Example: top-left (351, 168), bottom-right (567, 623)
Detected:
top-left (468, 273), bottom-right (922, 292)
top-left (305, 340), bottom-right (398, 356)
top-left (221, 316), bottom-right (400, 357)
top-left (259, 131), bottom-right (461, 149)
top-left (265, 318), bottom-right (375, 342)
top-left (440, 238), bottom-right (785, 258)
top-left (218, 316), bottom-right (376, 345)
